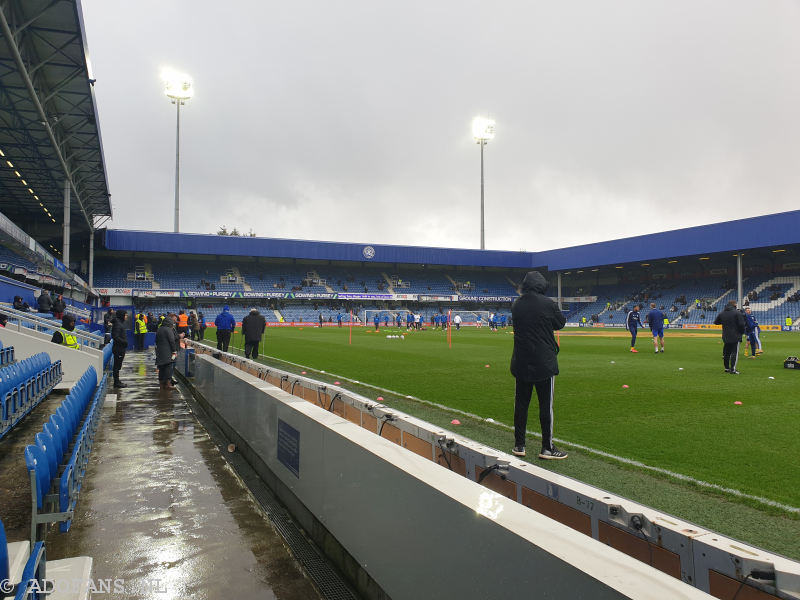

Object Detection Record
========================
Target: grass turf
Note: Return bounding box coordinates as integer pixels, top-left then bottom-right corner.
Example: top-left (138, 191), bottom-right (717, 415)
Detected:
top-left (204, 325), bottom-right (800, 558)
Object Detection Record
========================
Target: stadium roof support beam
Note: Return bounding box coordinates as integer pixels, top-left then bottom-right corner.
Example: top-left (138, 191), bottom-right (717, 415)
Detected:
top-left (0, 4), bottom-right (91, 231)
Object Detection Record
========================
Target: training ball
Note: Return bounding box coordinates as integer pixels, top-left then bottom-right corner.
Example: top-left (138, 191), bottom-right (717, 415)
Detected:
top-left (485, 418), bottom-right (495, 423)
top-left (320, 370), bottom-right (325, 373)
top-left (386, 334), bottom-right (390, 338)
top-left (401, 335), bottom-right (404, 339)
top-left (678, 368), bottom-right (684, 371)
top-left (610, 361), bottom-right (615, 364)
top-left (768, 376), bottom-right (775, 380)
top-left (622, 384), bottom-right (629, 389)
top-left (485, 364), bottom-right (490, 368)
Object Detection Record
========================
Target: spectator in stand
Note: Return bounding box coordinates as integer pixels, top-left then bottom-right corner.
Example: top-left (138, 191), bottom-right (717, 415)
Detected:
top-left (0, 314), bottom-right (6, 327)
top-left (37, 290), bottom-right (53, 314)
top-left (242, 308), bottom-right (267, 359)
top-left (214, 305), bottom-right (236, 352)
top-left (52, 294), bottom-right (66, 319)
top-left (13, 296), bottom-right (29, 311)
top-left (111, 309), bottom-right (129, 388)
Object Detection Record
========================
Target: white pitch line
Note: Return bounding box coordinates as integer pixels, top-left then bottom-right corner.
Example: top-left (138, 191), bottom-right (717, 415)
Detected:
top-left (241, 348), bottom-right (800, 515)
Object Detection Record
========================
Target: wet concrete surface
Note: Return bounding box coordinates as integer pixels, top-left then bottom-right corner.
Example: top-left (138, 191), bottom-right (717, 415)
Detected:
top-left (3, 351), bottom-right (321, 600)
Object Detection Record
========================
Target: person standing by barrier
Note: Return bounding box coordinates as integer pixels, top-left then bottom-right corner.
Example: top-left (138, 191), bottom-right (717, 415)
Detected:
top-left (112, 309), bottom-right (129, 388)
top-left (511, 271), bottom-right (567, 460)
top-left (242, 308), bottom-right (266, 359)
top-left (189, 311), bottom-right (200, 341)
top-left (714, 300), bottom-right (746, 374)
top-left (215, 305), bottom-right (236, 352)
top-left (103, 308), bottom-right (115, 346)
top-left (198, 311), bottom-right (206, 339)
top-left (52, 294), bottom-right (65, 320)
top-left (134, 313), bottom-right (147, 351)
top-left (176, 310), bottom-right (189, 337)
top-left (37, 290), bottom-right (53, 314)
top-left (155, 314), bottom-right (178, 390)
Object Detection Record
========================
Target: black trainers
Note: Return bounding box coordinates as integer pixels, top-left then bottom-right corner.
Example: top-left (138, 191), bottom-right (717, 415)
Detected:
top-left (729, 370), bottom-right (740, 375)
top-left (113, 381), bottom-right (128, 388)
top-left (724, 369), bottom-right (731, 373)
top-left (538, 446), bottom-right (568, 460)
top-left (512, 446), bottom-right (526, 457)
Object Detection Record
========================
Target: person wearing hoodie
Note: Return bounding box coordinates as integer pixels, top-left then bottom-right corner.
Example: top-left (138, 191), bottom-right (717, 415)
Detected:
top-left (714, 300), bottom-right (746, 374)
top-left (37, 290), bottom-right (53, 314)
top-left (241, 308), bottom-right (267, 359)
top-left (111, 309), bottom-right (129, 388)
top-left (510, 271), bottom-right (568, 460)
top-left (214, 305), bottom-right (236, 352)
top-left (155, 314), bottom-right (178, 390)
top-left (52, 294), bottom-right (66, 319)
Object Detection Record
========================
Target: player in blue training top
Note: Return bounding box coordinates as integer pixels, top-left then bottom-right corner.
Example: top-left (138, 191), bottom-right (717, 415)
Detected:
top-left (626, 304), bottom-right (644, 353)
top-left (373, 312), bottom-right (380, 331)
top-left (645, 302), bottom-right (665, 353)
top-left (395, 313), bottom-right (402, 328)
top-left (406, 312), bottom-right (413, 330)
top-left (743, 307), bottom-right (762, 357)
top-left (383, 314), bottom-right (389, 328)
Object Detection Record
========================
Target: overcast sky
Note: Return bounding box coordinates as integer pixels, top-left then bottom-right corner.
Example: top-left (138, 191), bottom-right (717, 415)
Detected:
top-left (80, 0), bottom-right (800, 253)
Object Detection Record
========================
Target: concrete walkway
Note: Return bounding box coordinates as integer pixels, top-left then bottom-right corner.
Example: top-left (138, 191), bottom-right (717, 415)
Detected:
top-left (3, 351), bottom-right (320, 600)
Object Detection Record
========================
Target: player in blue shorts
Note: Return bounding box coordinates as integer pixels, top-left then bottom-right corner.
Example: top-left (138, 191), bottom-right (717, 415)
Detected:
top-left (646, 302), bottom-right (665, 353)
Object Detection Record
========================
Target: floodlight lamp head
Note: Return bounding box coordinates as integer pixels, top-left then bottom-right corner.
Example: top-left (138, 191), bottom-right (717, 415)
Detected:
top-left (472, 116), bottom-right (496, 142)
top-left (163, 69), bottom-right (194, 101)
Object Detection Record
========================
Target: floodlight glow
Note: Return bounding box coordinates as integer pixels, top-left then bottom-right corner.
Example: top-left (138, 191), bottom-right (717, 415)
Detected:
top-left (163, 69), bottom-right (194, 100)
top-left (472, 116), bottom-right (496, 141)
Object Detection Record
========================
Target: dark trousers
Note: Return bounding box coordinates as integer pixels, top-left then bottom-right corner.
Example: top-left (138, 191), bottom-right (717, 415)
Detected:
top-left (630, 327), bottom-right (638, 347)
top-left (217, 329), bottom-right (231, 352)
top-left (200, 327), bottom-right (206, 340)
top-left (514, 377), bottom-right (555, 449)
top-left (135, 332), bottom-right (145, 351)
top-left (112, 350), bottom-right (126, 381)
top-left (244, 340), bottom-right (260, 359)
top-left (723, 341), bottom-right (740, 370)
top-left (157, 362), bottom-right (174, 383)
top-left (191, 329), bottom-right (200, 341)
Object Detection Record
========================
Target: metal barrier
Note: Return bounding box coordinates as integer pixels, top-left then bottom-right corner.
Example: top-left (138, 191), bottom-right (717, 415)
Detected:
top-left (0, 305), bottom-right (102, 349)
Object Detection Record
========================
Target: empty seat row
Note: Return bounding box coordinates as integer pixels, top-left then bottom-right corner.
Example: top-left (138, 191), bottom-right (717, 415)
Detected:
top-left (102, 343), bottom-right (112, 371)
top-left (24, 366), bottom-right (108, 544)
top-left (0, 338), bottom-right (14, 366)
top-left (0, 353), bottom-right (61, 440)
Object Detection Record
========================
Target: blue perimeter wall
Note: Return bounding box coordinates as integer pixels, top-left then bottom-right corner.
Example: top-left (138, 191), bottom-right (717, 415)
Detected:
top-left (104, 210), bottom-right (800, 271)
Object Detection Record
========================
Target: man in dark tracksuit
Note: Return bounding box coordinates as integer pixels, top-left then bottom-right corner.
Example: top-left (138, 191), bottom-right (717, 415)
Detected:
top-left (111, 309), bottom-right (129, 388)
top-left (510, 271), bottom-right (568, 460)
top-left (714, 300), bottom-right (746, 374)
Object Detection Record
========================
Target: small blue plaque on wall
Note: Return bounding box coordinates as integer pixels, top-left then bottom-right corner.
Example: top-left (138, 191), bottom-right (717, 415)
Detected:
top-left (277, 419), bottom-right (300, 478)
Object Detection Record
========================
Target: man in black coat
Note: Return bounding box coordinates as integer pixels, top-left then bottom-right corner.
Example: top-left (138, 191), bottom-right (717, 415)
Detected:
top-left (111, 309), bottom-right (129, 388)
top-left (510, 271), bottom-right (567, 459)
top-left (241, 308), bottom-right (267, 359)
top-left (37, 290), bottom-right (53, 314)
top-left (155, 315), bottom-right (178, 390)
top-left (714, 300), bottom-right (747, 374)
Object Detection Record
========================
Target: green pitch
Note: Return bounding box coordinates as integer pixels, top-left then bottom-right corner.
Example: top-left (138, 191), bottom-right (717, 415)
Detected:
top-left (206, 325), bottom-right (800, 557)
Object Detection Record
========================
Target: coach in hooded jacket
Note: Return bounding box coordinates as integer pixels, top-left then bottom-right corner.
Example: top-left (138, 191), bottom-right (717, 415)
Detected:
top-left (510, 271), bottom-right (568, 460)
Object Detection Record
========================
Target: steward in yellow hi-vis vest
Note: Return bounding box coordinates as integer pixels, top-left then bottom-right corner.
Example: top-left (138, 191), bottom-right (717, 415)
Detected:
top-left (135, 315), bottom-right (147, 334)
top-left (787, 316), bottom-right (793, 327)
top-left (51, 315), bottom-right (80, 349)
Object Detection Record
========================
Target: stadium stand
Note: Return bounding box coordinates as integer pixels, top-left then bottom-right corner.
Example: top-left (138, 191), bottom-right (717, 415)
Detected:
top-left (25, 365), bottom-right (109, 543)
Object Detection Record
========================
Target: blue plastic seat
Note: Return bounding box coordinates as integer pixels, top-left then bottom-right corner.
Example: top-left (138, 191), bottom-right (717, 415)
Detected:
top-left (35, 430), bottom-right (59, 481)
top-left (24, 445), bottom-right (50, 511)
top-left (48, 415), bottom-right (68, 457)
